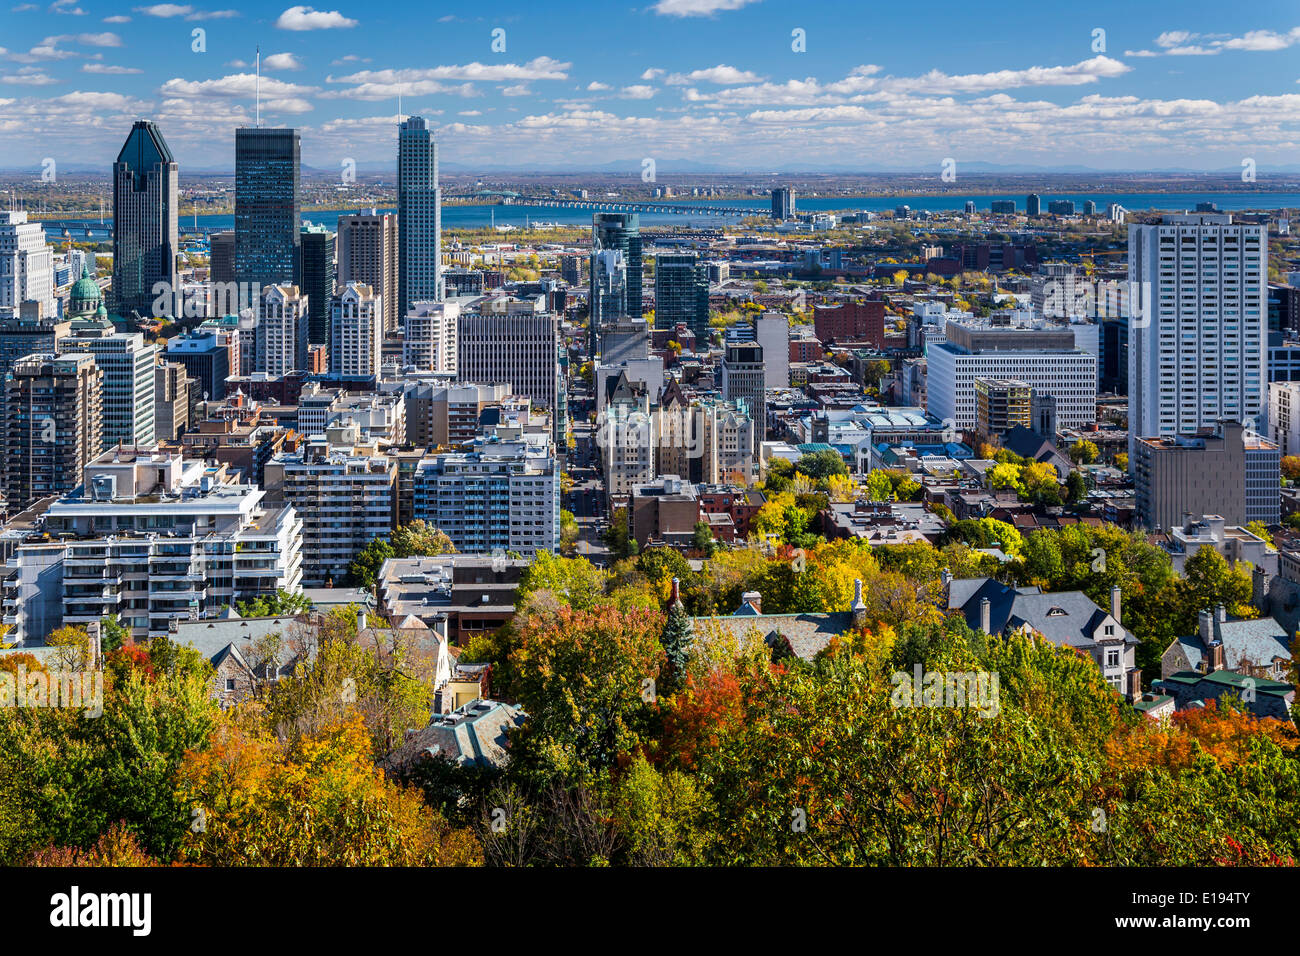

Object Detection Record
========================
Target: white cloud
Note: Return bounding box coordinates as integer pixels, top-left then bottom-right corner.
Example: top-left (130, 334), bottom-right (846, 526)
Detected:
top-left (103, 14), bottom-right (130, 22)
top-left (586, 81), bottom-right (611, 91)
top-left (664, 64), bottom-right (763, 85)
top-left (159, 72), bottom-right (319, 108)
top-left (331, 54), bottom-right (369, 64)
top-left (641, 68), bottom-right (665, 80)
top-left (0, 68), bottom-right (58, 85)
top-left (620, 85), bottom-right (656, 99)
top-left (83, 62), bottom-right (142, 74)
top-left (6, 32), bottom-right (123, 62)
top-left (49, 0), bottom-right (86, 13)
top-left (263, 52), bottom-right (303, 71)
top-left (275, 5), bottom-right (357, 30)
top-left (134, 3), bottom-right (191, 15)
top-left (652, 0), bottom-right (760, 17)
top-left (1139, 26), bottom-right (1300, 56)
top-left (70, 31), bottom-right (122, 47)
top-left (502, 84), bottom-right (530, 96)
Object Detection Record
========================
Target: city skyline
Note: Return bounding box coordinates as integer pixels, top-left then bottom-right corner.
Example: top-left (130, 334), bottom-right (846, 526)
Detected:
top-left (0, 1), bottom-right (1299, 173)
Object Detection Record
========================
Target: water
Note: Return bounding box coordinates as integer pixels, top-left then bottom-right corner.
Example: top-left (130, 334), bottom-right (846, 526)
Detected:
top-left (41, 191), bottom-right (1300, 239)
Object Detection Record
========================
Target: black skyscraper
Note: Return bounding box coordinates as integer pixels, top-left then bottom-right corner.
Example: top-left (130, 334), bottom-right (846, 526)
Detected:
top-left (234, 127), bottom-right (301, 291)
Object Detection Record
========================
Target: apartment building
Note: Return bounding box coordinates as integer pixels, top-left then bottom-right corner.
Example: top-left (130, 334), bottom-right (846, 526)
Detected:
top-left (256, 283), bottom-right (307, 375)
top-left (57, 317), bottom-right (157, 450)
top-left (330, 281), bottom-right (384, 381)
top-left (263, 420), bottom-right (397, 587)
top-left (456, 297), bottom-right (560, 414)
top-left (3, 353), bottom-right (102, 511)
top-left (412, 432), bottom-right (559, 556)
top-left (403, 300), bottom-right (459, 374)
top-left (721, 342), bottom-right (766, 459)
top-left (337, 211), bottom-right (399, 334)
top-left (14, 448), bottom-right (303, 641)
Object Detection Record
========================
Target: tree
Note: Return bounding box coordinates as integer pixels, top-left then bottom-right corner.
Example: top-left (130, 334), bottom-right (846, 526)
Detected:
top-left (692, 520), bottom-right (716, 555)
top-left (796, 449), bottom-right (848, 482)
top-left (348, 537), bottom-right (395, 589)
top-left (519, 550), bottom-right (607, 611)
top-left (1069, 440), bottom-right (1099, 465)
top-left (1283, 456), bottom-right (1300, 482)
top-left (660, 598), bottom-right (694, 694)
top-left (604, 506), bottom-right (638, 560)
top-left (864, 470), bottom-right (894, 501)
top-left (235, 589), bottom-right (312, 618)
top-left (1065, 469), bottom-right (1088, 504)
top-left (861, 359), bottom-right (892, 389)
top-left (1114, 452), bottom-right (1129, 472)
top-left (99, 616), bottom-right (129, 654)
top-left (390, 520), bottom-right (457, 558)
top-left (508, 604), bottom-right (666, 782)
top-left (559, 510), bottom-right (579, 555)
top-left (986, 461), bottom-right (1024, 494)
top-left (176, 712), bottom-right (480, 866)
top-left (1245, 520), bottom-right (1274, 546)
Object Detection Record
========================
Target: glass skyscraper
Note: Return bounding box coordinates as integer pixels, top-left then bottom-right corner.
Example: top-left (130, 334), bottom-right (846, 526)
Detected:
top-left (398, 115), bottom-right (442, 314)
top-left (112, 121), bottom-right (178, 318)
top-left (590, 212), bottom-right (641, 355)
top-left (654, 252), bottom-right (710, 343)
top-left (234, 127), bottom-right (301, 291)
top-left (300, 222), bottom-right (335, 347)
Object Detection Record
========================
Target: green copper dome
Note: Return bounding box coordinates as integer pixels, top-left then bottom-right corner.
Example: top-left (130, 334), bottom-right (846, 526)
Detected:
top-left (69, 263), bottom-right (104, 319)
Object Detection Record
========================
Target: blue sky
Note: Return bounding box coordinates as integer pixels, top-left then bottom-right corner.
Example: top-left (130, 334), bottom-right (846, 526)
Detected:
top-left (2, 0), bottom-right (1299, 172)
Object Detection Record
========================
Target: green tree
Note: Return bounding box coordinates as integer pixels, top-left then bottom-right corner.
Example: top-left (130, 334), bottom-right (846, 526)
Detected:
top-left (519, 550), bottom-right (607, 611)
top-left (1069, 440), bottom-right (1099, 465)
top-left (796, 449), bottom-right (849, 482)
top-left (348, 537), bottom-right (395, 589)
top-left (1065, 470), bottom-right (1088, 504)
top-left (235, 589), bottom-right (312, 618)
top-left (389, 520), bottom-right (457, 558)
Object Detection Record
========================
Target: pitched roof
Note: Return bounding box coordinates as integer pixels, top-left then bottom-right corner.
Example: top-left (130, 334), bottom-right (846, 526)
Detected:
top-left (1174, 616), bottom-right (1292, 673)
top-left (690, 612), bottom-right (855, 661)
top-left (379, 699), bottom-right (527, 773)
top-left (947, 577), bottom-right (1135, 649)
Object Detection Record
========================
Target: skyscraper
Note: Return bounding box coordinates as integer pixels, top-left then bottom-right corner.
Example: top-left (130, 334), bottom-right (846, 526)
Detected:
top-left (4, 352), bottom-right (102, 510)
top-left (771, 187), bottom-right (795, 220)
top-left (234, 127), bottom-right (301, 290)
top-left (398, 115), bottom-right (442, 314)
top-left (0, 210), bottom-right (55, 320)
top-left (58, 319), bottom-right (156, 451)
top-left (1026, 193), bottom-right (1041, 217)
top-left (1128, 213), bottom-right (1266, 451)
top-left (330, 281), bottom-right (383, 380)
top-left (112, 121), bottom-right (178, 318)
top-left (257, 284), bottom-right (308, 376)
top-left (338, 211), bottom-right (399, 335)
top-left (654, 252), bottom-right (710, 344)
top-left (590, 213), bottom-right (641, 356)
top-left (300, 222), bottom-right (335, 347)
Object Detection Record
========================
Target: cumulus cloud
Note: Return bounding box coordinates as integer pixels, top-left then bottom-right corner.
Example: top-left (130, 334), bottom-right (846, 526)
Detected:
top-left (664, 64), bottom-right (763, 85)
top-left (263, 52), bottom-right (303, 71)
top-left (275, 5), bottom-right (357, 30)
top-left (82, 62), bottom-right (142, 74)
top-left (620, 85), bottom-right (656, 99)
top-left (586, 81), bottom-right (611, 91)
top-left (652, 0), bottom-right (760, 17)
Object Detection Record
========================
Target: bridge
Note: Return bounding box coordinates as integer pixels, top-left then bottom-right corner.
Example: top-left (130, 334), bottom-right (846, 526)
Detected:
top-left (509, 196), bottom-right (766, 218)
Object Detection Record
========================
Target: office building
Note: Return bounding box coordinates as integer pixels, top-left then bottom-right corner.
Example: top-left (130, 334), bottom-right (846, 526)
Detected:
top-left (974, 378), bottom-right (1032, 438)
top-left (403, 300), bottom-right (458, 374)
top-left (813, 300), bottom-right (885, 347)
top-left (654, 253), bottom-right (710, 342)
top-left (1099, 315), bottom-right (1129, 394)
top-left (412, 433), bottom-right (560, 556)
top-left (300, 222), bottom-right (335, 347)
top-left (234, 127), bottom-right (301, 289)
top-left (58, 316), bottom-right (156, 450)
top-left (753, 312), bottom-right (790, 390)
top-left (457, 301), bottom-right (560, 416)
top-left (990, 199), bottom-right (1016, 215)
top-left (111, 121), bottom-right (178, 318)
top-left (209, 231), bottom-right (235, 284)
top-left (926, 322), bottom-right (1097, 430)
top-left (590, 213), bottom-right (642, 354)
top-left (330, 281), bottom-right (383, 380)
top-left (338, 211), bottom-right (399, 335)
top-left (398, 115), bottom-right (443, 313)
top-left (600, 316), bottom-right (650, 367)
top-left (403, 380), bottom-right (511, 448)
top-left (1128, 214), bottom-right (1266, 452)
top-left (771, 187), bottom-right (795, 220)
top-left (39, 449), bottom-right (303, 640)
top-left (1269, 381), bottom-right (1300, 457)
top-left (1026, 194), bottom-right (1041, 217)
top-left (256, 283), bottom-right (308, 376)
top-left (1048, 200), bottom-right (1076, 216)
top-left (722, 342), bottom-right (766, 458)
top-left (0, 211), bottom-right (55, 320)
top-left (1134, 420), bottom-right (1279, 529)
top-left (3, 353), bottom-right (101, 510)
top-left (167, 329), bottom-right (231, 402)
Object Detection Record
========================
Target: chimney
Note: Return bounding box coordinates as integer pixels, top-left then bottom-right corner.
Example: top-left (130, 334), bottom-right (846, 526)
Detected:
top-left (1252, 565), bottom-right (1269, 613)
top-left (1215, 604), bottom-right (1227, 625)
top-left (741, 590), bottom-right (762, 614)
top-left (1125, 667), bottom-right (1141, 703)
top-left (1209, 639), bottom-right (1225, 673)
top-left (1109, 585), bottom-right (1121, 624)
top-left (669, 576), bottom-right (683, 609)
top-left (851, 578), bottom-right (867, 628)
top-left (979, 596), bottom-right (991, 635)
top-left (1199, 609), bottom-right (1213, 646)
top-left (356, 611), bottom-right (367, 633)
top-left (940, 567), bottom-right (953, 592)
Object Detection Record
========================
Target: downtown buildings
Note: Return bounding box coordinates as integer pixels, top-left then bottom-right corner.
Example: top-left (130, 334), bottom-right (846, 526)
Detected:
top-left (654, 253), bottom-right (710, 343)
top-left (338, 211), bottom-right (399, 335)
top-left (590, 213), bottom-right (642, 357)
top-left (0, 211), bottom-right (55, 320)
top-left (111, 121), bottom-right (178, 318)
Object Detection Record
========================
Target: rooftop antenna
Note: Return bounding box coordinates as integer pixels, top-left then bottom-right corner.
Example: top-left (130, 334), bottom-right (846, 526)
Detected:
top-left (255, 45), bottom-right (261, 128)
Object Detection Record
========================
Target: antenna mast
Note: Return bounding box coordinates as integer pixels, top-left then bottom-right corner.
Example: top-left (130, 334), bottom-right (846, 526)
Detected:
top-left (255, 45), bottom-right (261, 128)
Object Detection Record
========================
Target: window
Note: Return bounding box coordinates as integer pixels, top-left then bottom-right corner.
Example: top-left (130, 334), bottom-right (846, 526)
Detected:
top-left (225, 678), bottom-right (236, 691)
